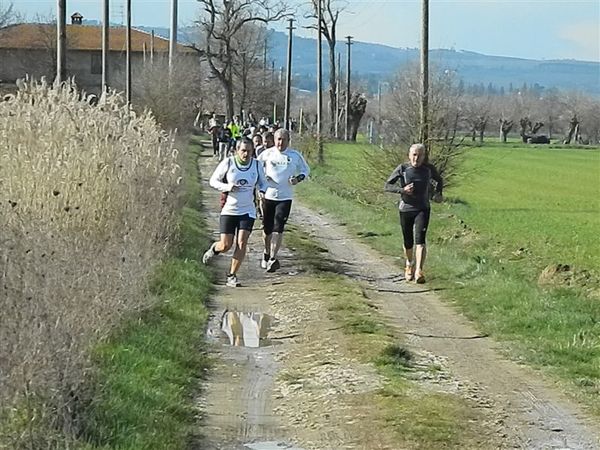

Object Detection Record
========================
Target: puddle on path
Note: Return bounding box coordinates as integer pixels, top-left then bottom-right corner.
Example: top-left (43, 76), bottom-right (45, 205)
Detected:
top-left (219, 311), bottom-right (275, 348)
top-left (244, 442), bottom-right (305, 450)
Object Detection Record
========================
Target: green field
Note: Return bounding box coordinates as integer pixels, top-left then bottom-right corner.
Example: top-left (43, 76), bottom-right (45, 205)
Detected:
top-left (296, 141), bottom-right (600, 413)
top-left (452, 145), bottom-right (600, 271)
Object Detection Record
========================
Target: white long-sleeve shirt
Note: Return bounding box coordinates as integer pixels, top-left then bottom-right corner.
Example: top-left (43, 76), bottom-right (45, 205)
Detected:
top-left (257, 147), bottom-right (310, 201)
top-left (209, 157), bottom-right (267, 218)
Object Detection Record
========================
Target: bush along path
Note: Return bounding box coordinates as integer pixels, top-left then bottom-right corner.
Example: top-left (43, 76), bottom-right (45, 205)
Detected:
top-left (195, 140), bottom-right (599, 449)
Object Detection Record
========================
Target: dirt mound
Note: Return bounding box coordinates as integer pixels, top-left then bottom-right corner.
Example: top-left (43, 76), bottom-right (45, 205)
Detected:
top-left (538, 264), bottom-right (597, 293)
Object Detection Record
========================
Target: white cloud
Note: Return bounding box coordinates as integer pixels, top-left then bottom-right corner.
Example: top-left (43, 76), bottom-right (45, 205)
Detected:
top-left (559, 21), bottom-right (600, 61)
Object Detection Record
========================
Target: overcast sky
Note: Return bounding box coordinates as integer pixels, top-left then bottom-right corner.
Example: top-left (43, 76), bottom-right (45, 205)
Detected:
top-left (12, 0), bottom-right (600, 62)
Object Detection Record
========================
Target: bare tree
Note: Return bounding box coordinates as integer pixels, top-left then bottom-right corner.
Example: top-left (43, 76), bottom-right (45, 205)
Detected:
top-left (305, 0), bottom-right (346, 137)
top-left (538, 88), bottom-right (563, 139)
top-left (136, 54), bottom-right (205, 130)
top-left (559, 90), bottom-right (600, 144)
top-left (346, 91), bottom-right (366, 141)
top-left (563, 114), bottom-right (579, 144)
top-left (231, 23), bottom-right (267, 116)
top-left (0, 1), bottom-right (20, 28)
top-left (463, 95), bottom-right (491, 144)
top-left (377, 64), bottom-right (466, 191)
top-left (499, 118), bottom-right (513, 142)
top-left (195, 0), bottom-right (292, 119)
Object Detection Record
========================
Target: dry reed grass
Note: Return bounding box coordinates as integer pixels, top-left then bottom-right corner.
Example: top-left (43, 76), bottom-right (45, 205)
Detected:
top-left (0, 79), bottom-right (181, 448)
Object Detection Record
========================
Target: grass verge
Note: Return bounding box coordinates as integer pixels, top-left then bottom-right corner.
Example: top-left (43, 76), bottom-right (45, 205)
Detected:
top-left (295, 141), bottom-right (600, 416)
top-left (79, 137), bottom-right (212, 449)
top-left (285, 226), bottom-right (496, 449)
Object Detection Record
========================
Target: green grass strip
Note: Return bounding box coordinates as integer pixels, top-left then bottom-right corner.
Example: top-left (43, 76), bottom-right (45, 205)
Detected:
top-left (80, 138), bottom-right (211, 449)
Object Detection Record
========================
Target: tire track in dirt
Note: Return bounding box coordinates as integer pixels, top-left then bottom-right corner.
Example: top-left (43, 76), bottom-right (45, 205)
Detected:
top-left (293, 203), bottom-right (600, 450)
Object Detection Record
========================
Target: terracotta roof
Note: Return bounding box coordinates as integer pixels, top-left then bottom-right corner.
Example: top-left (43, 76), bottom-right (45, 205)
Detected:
top-left (0, 23), bottom-right (195, 53)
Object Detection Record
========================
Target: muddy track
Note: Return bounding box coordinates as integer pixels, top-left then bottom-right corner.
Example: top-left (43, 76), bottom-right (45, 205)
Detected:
top-left (194, 143), bottom-right (599, 450)
top-left (195, 149), bottom-right (304, 450)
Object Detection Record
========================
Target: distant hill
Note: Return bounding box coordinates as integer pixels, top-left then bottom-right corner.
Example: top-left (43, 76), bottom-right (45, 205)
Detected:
top-left (138, 26), bottom-right (600, 95)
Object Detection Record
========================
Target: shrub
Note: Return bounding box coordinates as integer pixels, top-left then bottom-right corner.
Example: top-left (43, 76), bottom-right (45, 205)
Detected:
top-left (0, 79), bottom-right (181, 447)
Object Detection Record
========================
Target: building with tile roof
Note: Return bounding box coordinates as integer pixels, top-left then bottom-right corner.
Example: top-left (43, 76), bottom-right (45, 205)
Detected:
top-left (0, 16), bottom-right (198, 95)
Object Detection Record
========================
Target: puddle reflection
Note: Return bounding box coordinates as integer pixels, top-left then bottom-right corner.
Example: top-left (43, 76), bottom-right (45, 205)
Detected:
top-left (220, 311), bottom-right (274, 348)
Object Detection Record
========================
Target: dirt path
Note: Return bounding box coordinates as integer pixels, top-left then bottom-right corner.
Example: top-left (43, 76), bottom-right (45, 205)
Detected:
top-left (292, 204), bottom-right (600, 450)
top-left (194, 143), bottom-right (599, 449)
top-left (195, 146), bottom-right (316, 449)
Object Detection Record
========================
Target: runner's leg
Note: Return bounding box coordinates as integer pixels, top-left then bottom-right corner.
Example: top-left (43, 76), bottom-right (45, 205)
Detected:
top-left (229, 216), bottom-right (254, 275)
top-left (414, 209), bottom-right (431, 282)
top-left (269, 200), bottom-right (292, 260)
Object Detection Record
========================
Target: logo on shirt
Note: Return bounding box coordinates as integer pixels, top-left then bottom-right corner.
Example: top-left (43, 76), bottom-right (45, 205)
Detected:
top-left (238, 179), bottom-right (248, 186)
top-left (270, 157), bottom-right (291, 167)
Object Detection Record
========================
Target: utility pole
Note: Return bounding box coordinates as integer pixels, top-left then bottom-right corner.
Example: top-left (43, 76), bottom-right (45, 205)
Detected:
top-left (271, 60), bottom-right (275, 84)
top-left (102, 0), bottom-right (110, 92)
top-left (345, 35), bottom-right (353, 141)
top-left (420, 0), bottom-right (429, 144)
top-left (56, 0), bottom-right (66, 84)
top-left (263, 36), bottom-right (268, 87)
top-left (150, 30), bottom-right (155, 64)
top-left (378, 81), bottom-right (382, 123)
top-left (169, 0), bottom-right (178, 75)
top-left (335, 52), bottom-right (340, 139)
top-left (317, 0), bottom-right (323, 163)
top-left (284, 18), bottom-right (295, 131)
top-left (125, 0), bottom-right (132, 103)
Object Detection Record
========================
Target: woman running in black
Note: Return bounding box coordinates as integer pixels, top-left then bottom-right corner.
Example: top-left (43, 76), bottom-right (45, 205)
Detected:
top-left (385, 143), bottom-right (443, 283)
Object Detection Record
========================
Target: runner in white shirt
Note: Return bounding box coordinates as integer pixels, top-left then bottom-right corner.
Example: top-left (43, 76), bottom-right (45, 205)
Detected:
top-left (257, 128), bottom-right (310, 272)
top-left (202, 137), bottom-right (267, 287)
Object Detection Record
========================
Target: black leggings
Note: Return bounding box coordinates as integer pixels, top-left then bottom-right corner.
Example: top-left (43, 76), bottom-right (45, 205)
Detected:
top-left (399, 209), bottom-right (431, 249)
top-left (262, 199), bottom-right (292, 234)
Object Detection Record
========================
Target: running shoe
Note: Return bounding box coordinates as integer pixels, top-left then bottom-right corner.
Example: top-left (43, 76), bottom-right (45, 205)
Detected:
top-left (266, 258), bottom-right (280, 273)
top-left (415, 272), bottom-right (426, 284)
top-left (202, 242), bottom-right (217, 264)
top-left (226, 274), bottom-right (240, 287)
top-left (404, 264), bottom-right (414, 282)
top-left (260, 253), bottom-right (270, 269)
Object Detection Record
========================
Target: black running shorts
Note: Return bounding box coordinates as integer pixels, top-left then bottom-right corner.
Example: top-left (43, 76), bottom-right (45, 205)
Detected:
top-left (399, 209), bottom-right (431, 248)
top-left (262, 199), bottom-right (292, 234)
top-left (219, 214), bottom-right (255, 235)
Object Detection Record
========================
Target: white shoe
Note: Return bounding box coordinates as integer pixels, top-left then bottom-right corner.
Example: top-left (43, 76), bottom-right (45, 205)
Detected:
top-left (226, 274), bottom-right (239, 287)
top-left (266, 258), bottom-right (280, 273)
top-left (260, 253), bottom-right (270, 269)
top-left (202, 243), bottom-right (217, 264)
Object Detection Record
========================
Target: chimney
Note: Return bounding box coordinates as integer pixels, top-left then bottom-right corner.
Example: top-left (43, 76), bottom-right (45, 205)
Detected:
top-left (71, 12), bottom-right (83, 25)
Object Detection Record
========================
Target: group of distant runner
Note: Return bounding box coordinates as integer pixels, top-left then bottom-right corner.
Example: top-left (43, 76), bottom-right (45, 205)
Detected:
top-left (201, 113), bottom-right (443, 287)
